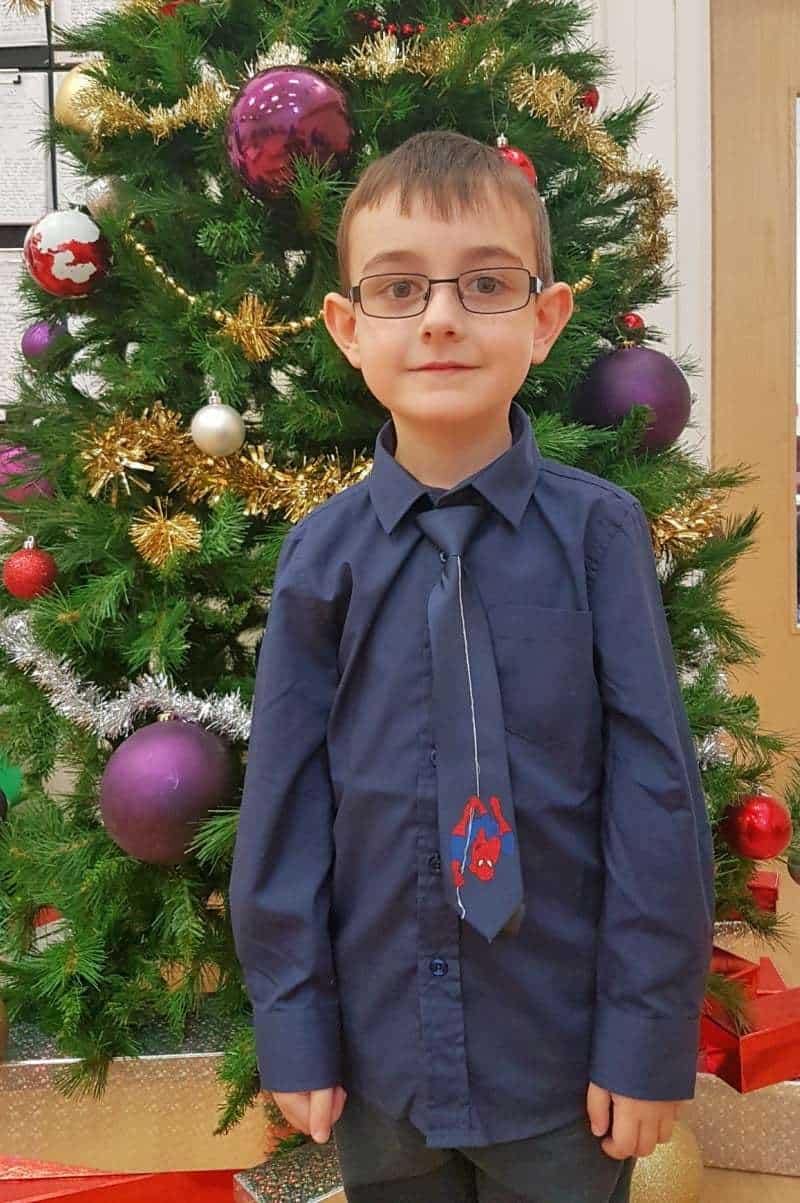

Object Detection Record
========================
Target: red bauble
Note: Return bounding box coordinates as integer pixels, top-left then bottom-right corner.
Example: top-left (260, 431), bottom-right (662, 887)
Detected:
top-left (23, 210), bottom-right (110, 299)
top-left (2, 539), bottom-right (58, 600)
top-left (620, 312), bottom-right (645, 334)
top-left (579, 84), bottom-right (600, 112)
top-left (496, 134), bottom-right (537, 188)
top-left (720, 793), bottom-right (793, 861)
top-left (159, 0), bottom-right (197, 13)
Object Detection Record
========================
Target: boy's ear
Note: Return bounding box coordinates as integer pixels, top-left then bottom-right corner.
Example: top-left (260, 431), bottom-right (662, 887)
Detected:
top-left (323, 291), bottom-right (362, 370)
top-left (530, 282), bottom-right (574, 367)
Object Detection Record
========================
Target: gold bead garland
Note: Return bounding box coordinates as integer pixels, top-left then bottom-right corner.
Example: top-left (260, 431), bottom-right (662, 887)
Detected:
top-left (121, 232), bottom-right (322, 361)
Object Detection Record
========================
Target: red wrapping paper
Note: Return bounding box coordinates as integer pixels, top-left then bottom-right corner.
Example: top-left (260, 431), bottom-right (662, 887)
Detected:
top-left (723, 868), bottom-right (780, 920)
top-left (700, 978), bottom-right (800, 1091)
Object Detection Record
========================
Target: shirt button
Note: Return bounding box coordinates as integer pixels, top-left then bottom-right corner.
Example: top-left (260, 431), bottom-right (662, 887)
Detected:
top-left (428, 851), bottom-right (441, 874)
top-left (430, 747), bottom-right (437, 764)
top-left (430, 957), bottom-right (448, 976)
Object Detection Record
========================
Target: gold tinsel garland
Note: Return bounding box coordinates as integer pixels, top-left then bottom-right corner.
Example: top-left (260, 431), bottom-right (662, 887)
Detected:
top-left (507, 66), bottom-right (677, 271)
top-left (129, 496), bottom-right (202, 567)
top-left (80, 401), bottom-right (726, 555)
top-left (650, 494), bottom-right (726, 560)
top-left (78, 400), bottom-right (372, 523)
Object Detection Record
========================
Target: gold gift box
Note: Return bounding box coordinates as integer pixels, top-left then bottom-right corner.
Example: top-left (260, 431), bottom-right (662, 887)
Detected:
top-left (0, 1016), bottom-right (268, 1173)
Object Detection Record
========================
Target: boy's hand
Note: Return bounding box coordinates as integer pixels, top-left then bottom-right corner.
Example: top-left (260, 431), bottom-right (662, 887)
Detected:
top-left (586, 1082), bottom-right (683, 1160)
top-left (270, 1086), bottom-right (348, 1143)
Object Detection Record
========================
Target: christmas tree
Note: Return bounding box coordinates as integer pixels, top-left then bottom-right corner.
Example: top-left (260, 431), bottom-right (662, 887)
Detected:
top-left (1, 0), bottom-right (798, 1141)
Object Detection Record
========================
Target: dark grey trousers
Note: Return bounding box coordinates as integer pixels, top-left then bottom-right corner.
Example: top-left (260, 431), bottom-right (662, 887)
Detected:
top-left (332, 1091), bottom-right (637, 1203)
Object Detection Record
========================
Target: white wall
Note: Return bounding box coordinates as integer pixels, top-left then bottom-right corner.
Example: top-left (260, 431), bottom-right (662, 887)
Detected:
top-left (583, 1), bottom-right (712, 463)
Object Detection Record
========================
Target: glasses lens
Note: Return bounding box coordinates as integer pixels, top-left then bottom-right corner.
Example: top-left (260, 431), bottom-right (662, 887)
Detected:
top-left (459, 268), bottom-right (530, 313)
top-left (360, 274), bottom-right (428, 317)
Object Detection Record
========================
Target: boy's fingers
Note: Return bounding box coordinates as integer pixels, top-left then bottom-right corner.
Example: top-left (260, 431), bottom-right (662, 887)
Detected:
top-left (271, 1090), bottom-right (311, 1135)
top-left (585, 1084), bottom-right (610, 1136)
top-left (309, 1088), bottom-right (334, 1142)
top-left (601, 1113), bottom-right (639, 1161)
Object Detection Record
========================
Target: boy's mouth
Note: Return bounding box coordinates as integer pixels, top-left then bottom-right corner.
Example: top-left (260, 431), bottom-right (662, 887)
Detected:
top-left (413, 363), bottom-right (478, 371)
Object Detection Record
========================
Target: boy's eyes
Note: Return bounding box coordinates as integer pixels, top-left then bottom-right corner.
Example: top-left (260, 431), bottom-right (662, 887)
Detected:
top-left (376, 273), bottom-right (509, 295)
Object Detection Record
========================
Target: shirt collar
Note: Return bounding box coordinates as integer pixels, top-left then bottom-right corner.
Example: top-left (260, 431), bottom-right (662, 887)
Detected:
top-left (368, 400), bottom-right (542, 535)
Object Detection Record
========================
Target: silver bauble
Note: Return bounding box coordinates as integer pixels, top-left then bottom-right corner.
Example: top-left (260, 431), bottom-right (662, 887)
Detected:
top-left (85, 176), bottom-right (127, 221)
top-left (190, 400), bottom-right (246, 457)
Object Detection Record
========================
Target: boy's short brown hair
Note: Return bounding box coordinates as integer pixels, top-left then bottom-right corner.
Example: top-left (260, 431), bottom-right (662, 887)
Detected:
top-left (336, 129), bottom-right (554, 295)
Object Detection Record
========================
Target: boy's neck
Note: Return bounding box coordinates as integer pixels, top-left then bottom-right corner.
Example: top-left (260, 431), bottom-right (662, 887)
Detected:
top-left (388, 405), bottom-right (513, 490)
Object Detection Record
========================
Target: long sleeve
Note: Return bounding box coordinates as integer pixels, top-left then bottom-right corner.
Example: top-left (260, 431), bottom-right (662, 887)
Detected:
top-left (587, 499), bottom-right (715, 1101)
top-left (228, 524), bottom-right (342, 1093)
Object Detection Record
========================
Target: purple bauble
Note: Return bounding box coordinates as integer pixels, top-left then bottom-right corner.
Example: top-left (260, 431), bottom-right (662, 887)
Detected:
top-left (571, 346), bottom-right (691, 451)
top-left (99, 719), bottom-right (234, 864)
top-left (225, 66), bottom-right (352, 199)
top-left (21, 319), bottom-right (69, 361)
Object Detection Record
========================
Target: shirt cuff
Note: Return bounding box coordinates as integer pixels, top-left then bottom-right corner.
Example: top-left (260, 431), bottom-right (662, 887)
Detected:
top-left (253, 1002), bottom-right (343, 1093)
top-left (589, 1001), bottom-right (702, 1100)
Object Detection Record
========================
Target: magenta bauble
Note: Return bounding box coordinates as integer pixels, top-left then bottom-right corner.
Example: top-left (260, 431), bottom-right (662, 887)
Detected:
top-left (21, 319), bottom-right (70, 361)
top-left (99, 720), bottom-right (234, 864)
top-left (571, 346), bottom-right (691, 451)
top-left (0, 444), bottom-right (54, 521)
top-left (225, 66), bottom-right (353, 199)
top-left (23, 209), bottom-right (110, 298)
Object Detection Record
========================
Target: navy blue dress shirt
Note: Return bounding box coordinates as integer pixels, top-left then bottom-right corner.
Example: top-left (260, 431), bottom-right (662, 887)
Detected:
top-left (229, 399), bottom-right (716, 1149)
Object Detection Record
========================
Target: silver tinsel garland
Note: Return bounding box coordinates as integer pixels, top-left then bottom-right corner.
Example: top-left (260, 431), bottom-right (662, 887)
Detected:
top-left (0, 612), bottom-right (252, 743)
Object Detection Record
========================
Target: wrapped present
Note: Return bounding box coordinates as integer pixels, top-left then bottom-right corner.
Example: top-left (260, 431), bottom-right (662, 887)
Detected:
top-left (755, 956), bottom-right (787, 995)
top-left (0, 1165), bottom-right (241, 1202)
top-left (699, 986), bottom-right (800, 1091)
top-left (722, 868), bottom-right (780, 919)
top-left (0, 1015), bottom-right (267, 1172)
top-left (747, 868), bottom-right (779, 911)
top-left (682, 1071), bottom-right (800, 1176)
top-left (234, 1140), bottom-right (343, 1203)
top-left (709, 945), bottom-right (760, 997)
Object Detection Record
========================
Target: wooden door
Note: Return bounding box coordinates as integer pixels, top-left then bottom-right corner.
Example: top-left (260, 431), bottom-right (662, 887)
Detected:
top-left (711, 0), bottom-right (800, 983)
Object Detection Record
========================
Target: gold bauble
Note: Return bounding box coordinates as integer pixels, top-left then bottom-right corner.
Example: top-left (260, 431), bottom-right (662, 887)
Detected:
top-left (0, 998), bottom-right (8, 1061)
top-left (630, 1120), bottom-right (702, 1203)
top-left (54, 63), bottom-right (101, 135)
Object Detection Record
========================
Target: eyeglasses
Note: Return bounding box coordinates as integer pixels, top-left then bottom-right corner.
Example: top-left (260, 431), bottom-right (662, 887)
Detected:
top-left (348, 268), bottom-right (543, 318)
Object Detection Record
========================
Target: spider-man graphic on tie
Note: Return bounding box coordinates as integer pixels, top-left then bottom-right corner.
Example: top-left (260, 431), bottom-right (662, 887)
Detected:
top-left (450, 794), bottom-right (516, 889)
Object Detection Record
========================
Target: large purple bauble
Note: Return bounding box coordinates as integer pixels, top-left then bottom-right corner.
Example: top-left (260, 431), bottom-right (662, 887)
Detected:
top-left (571, 346), bottom-right (691, 450)
top-left (21, 319), bottom-right (69, 361)
top-left (225, 66), bottom-right (352, 199)
top-left (99, 719), bottom-right (234, 864)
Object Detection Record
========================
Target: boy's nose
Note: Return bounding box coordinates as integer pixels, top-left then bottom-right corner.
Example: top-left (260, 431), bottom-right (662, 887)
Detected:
top-left (419, 280), bottom-right (466, 326)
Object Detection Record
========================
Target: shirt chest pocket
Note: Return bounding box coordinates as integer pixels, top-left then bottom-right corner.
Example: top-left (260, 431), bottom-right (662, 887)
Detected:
top-left (486, 603), bottom-right (599, 749)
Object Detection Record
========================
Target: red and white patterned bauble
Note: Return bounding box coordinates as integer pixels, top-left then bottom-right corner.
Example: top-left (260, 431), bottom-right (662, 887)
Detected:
top-left (23, 209), bottom-right (110, 298)
top-left (495, 134), bottom-right (538, 188)
top-left (2, 537), bottom-right (58, 600)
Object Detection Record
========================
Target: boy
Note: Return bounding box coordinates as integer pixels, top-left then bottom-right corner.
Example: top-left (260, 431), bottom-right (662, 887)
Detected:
top-left (229, 130), bottom-right (716, 1202)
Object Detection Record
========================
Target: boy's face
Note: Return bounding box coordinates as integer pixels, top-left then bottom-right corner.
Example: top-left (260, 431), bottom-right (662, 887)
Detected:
top-left (323, 187), bottom-right (573, 430)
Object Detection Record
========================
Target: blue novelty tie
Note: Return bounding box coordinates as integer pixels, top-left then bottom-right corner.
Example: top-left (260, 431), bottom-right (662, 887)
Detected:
top-left (415, 502), bottom-right (525, 942)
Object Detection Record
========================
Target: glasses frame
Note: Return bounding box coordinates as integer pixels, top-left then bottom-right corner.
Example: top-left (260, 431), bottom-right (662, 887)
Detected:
top-left (347, 268), bottom-right (544, 318)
